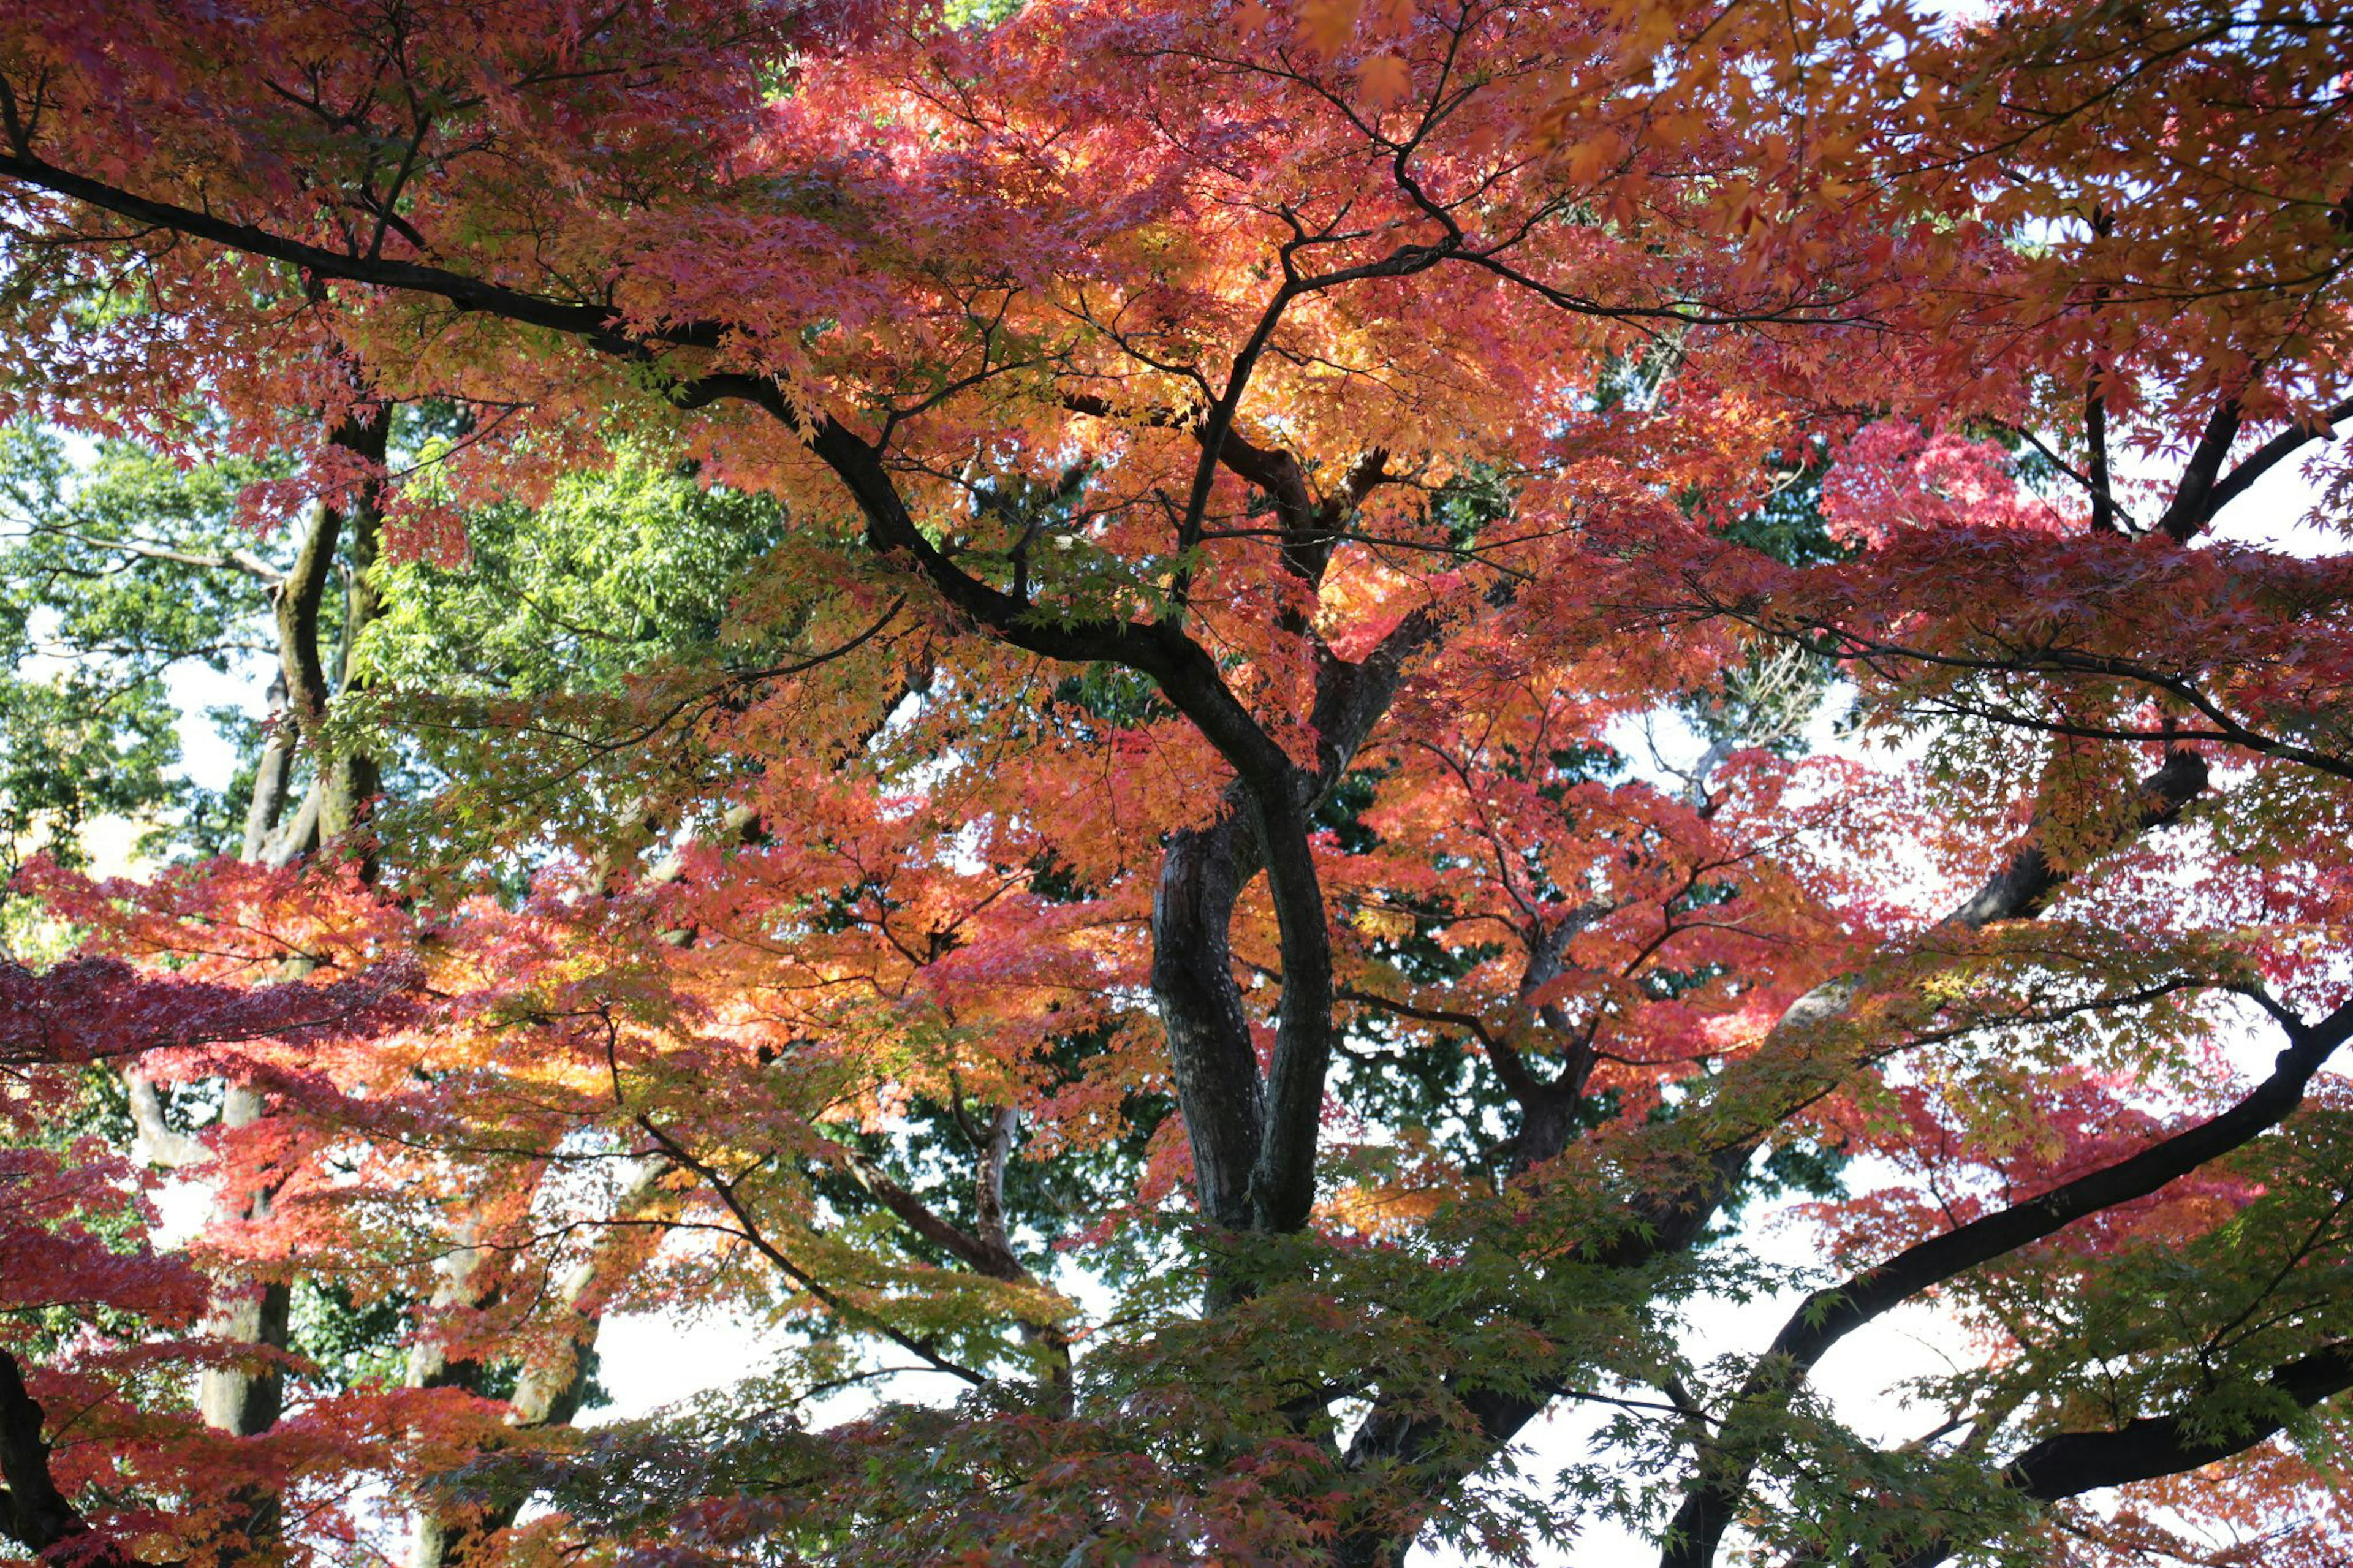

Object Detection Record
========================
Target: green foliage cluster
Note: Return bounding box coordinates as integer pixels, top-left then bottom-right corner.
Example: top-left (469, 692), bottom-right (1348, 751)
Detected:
top-left (364, 453), bottom-right (790, 700)
top-left (5, 428), bottom-right (797, 1407)
top-left (0, 423), bottom-right (287, 885)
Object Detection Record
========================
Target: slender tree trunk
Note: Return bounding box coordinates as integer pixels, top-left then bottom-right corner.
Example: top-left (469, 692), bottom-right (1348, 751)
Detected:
top-left (406, 1161), bottom-right (672, 1568)
top-left (240, 670), bottom-right (296, 861)
top-left (194, 1083), bottom-right (294, 1552)
top-left (194, 405), bottom-right (391, 1558)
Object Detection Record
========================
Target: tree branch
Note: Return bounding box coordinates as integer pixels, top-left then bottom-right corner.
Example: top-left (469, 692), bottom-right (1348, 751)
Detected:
top-left (0, 148), bottom-right (726, 355)
top-left (0, 1349), bottom-right (113, 1560)
top-left (2154, 396), bottom-right (2244, 542)
top-left (1662, 988), bottom-right (2353, 1568)
top-left (1336, 752), bottom-right (2211, 1567)
top-left (634, 1115), bottom-right (987, 1387)
top-left (2200, 392), bottom-right (2353, 525)
top-left (1880, 1340), bottom-right (2353, 1568)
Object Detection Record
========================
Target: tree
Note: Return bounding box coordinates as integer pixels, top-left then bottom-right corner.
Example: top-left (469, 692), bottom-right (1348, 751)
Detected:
top-left (0, 419), bottom-right (793, 1562)
top-left (1, 2), bottom-right (2350, 1565)
top-left (0, 425), bottom-right (281, 891)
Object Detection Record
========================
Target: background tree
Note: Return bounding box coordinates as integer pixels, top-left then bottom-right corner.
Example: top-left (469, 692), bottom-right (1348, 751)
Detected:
top-left (0, 425), bottom-right (279, 893)
top-left (0, 417), bottom-right (793, 1562)
top-left (1, 2), bottom-right (2349, 1566)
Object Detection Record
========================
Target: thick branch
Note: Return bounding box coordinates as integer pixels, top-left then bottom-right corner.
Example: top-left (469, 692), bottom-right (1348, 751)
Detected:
top-left (257, 406), bottom-right (390, 867)
top-left (970, 1105), bottom-right (1021, 1276)
top-left (808, 421), bottom-right (1300, 797)
top-left (274, 496), bottom-right (340, 727)
top-left (837, 1143), bottom-right (1023, 1282)
top-left (2083, 376), bottom-right (2118, 535)
top-left (0, 1350), bottom-right (107, 1559)
top-left (2154, 396), bottom-right (2243, 542)
top-left (1881, 1340), bottom-right (2353, 1568)
top-left (1153, 805), bottom-right (1267, 1235)
top-left (239, 672), bottom-right (297, 861)
top-left (0, 149), bottom-right (724, 357)
top-left (1662, 989), bottom-right (2353, 1568)
top-left (1644, 749), bottom-right (2209, 1257)
top-left (2009, 1341), bottom-right (2353, 1499)
top-left (1246, 781), bottom-right (1337, 1233)
top-left (122, 1069), bottom-right (210, 1168)
top-left (2200, 392), bottom-right (2353, 523)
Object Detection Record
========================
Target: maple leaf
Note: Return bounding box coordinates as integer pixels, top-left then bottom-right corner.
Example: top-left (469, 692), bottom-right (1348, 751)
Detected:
top-left (1357, 50), bottom-right (1411, 110)
top-left (1295, 1), bottom-right (1366, 56)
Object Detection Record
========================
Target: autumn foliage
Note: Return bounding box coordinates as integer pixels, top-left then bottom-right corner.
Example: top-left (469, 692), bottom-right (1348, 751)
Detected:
top-left (2, 1), bottom-right (2352, 1565)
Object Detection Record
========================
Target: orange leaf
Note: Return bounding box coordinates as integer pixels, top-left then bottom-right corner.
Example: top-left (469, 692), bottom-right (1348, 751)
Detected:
top-left (1297, 0), bottom-right (1363, 56)
top-left (1359, 51), bottom-right (1412, 109)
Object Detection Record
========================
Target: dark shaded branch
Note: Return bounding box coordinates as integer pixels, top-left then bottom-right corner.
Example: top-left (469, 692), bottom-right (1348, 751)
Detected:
top-left (2154, 396), bottom-right (2243, 542)
top-left (838, 1142), bottom-right (1023, 1283)
top-left (0, 148), bottom-right (725, 356)
top-left (1880, 1341), bottom-right (2353, 1568)
top-left (0, 1350), bottom-right (118, 1561)
top-left (257, 404), bottom-right (390, 868)
top-left (2011, 1342), bottom-right (2353, 1498)
top-left (1152, 805), bottom-right (1268, 1237)
top-left (1662, 988), bottom-right (2353, 1568)
top-left (2200, 392), bottom-right (2353, 523)
top-left (634, 1115), bottom-right (986, 1387)
top-left (808, 421), bottom-right (1297, 796)
top-left (1335, 752), bottom-right (2210, 1568)
top-left (2083, 375), bottom-right (2118, 535)
top-left (1245, 778), bottom-right (1337, 1234)
top-left (1248, 586), bottom-right (1464, 1233)
top-left (1946, 749), bottom-right (2207, 925)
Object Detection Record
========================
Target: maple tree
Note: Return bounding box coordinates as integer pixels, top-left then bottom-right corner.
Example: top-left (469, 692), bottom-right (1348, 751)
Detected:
top-left (2, 1), bottom-right (2351, 1565)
